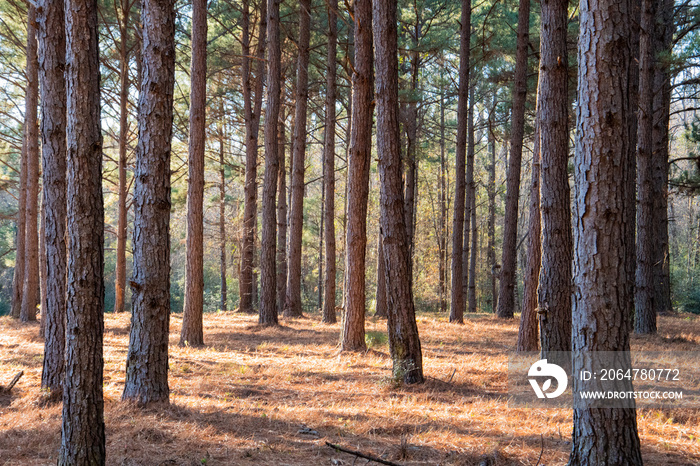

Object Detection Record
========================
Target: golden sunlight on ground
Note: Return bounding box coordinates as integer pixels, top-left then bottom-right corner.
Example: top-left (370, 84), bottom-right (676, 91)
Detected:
top-left (1, 312), bottom-right (699, 465)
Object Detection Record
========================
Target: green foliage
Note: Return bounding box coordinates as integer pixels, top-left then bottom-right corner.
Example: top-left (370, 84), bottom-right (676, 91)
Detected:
top-left (365, 331), bottom-right (388, 349)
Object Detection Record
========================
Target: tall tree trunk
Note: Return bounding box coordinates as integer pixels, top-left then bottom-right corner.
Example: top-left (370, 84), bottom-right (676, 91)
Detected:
top-left (284, 0), bottom-right (312, 318)
top-left (181, 0), bottom-right (207, 347)
top-left (439, 83), bottom-right (447, 315)
top-left (497, 0), bottom-right (530, 319)
top-left (259, 0), bottom-right (281, 326)
top-left (122, 0), bottom-right (175, 405)
top-left (219, 114), bottom-right (227, 313)
top-left (40, 203), bottom-right (47, 336)
top-left (114, 0), bottom-right (132, 314)
top-left (277, 93), bottom-right (287, 317)
top-left (322, 0), bottom-right (338, 324)
top-left (487, 110), bottom-right (497, 314)
top-left (467, 86), bottom-right (477, 314)
top-left (569, 0), bottom-right (642, 460)
top-left (652, 0), bottom-right (673, 316)
top-left (240, 0), bottom-right (266, 314)
top-left (635, 0), bottom-right (657, 334)
top-left (449, 0), bottom-right (470, 324)
top-left (38, 0), bottom-right (67, 394)
top-left (59, 0), bottom-right (105, 459)
top-left (11, 126), bottom-right (27, 319)
top-left (21, 4), bottom-right (40, 323)
top-left (341, 0), bottom-right (373, 351)
top-left (517, 120), bottom-right (540, 352)
top-left (403, 25), bottom-right (420, 272)
top-left (537, 0), bottom-right (572, 355)
top-left (374, 0), bottom-right (424, 384)
top-left (318, 178), bottom-right (324, 311)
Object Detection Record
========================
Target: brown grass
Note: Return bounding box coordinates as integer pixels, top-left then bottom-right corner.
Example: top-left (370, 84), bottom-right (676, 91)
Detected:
top-left (1, 311), bottom-right (699, 465)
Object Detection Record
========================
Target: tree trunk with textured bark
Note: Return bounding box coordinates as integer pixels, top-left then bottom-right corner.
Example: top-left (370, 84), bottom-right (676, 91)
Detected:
top-left (537, 0), bottom-right (572, 355)
top-left (635, 0), bottom-right (657, 334)
top-left (181, 0), bottom-right (207, 347)
top-left (439, 84), bottom-right (447, 315)
top-left (517, 120), bottom-right (540, 352)
top-left (259, 0), bottom-right (281, 326)
top-left (569, 0), bottom-right (642, 461)
top-left (497, 0), bottom-right (530, 319)
top-left (284, 0), bottom-right (311, 318)
top-left (467, 87), bottom-right (477, 315)
top-left (219, 120), bottom-right (227, 313)
top-left (38, 0), bottom-right (67, 394)
top-left (277, 95), bottom-right (287, 317)
top-left (59, 0), bottom-right (105, 459)
top-left (240, 0), bottom-right (266, 314)
top-left (21, 4), bottom-right (40, 323)
top-left (375, 233), bottom-right (387, 317)
top-left (374, 0), bottom-right (424, 385)
top-left (11, 126), bottom-right (27, 319)
top-left (449, 0), bottom-right (470, 324)
top-left (322, 0), bottom-right (338, 324)
top-left (487, 112), bottom-right (497, 313)
top-left (122, 0), bottom-right (175, 406)
top-left (114, 0), bottom-right (132, 314)
top-left (341, 0), bottom-right (373, 351)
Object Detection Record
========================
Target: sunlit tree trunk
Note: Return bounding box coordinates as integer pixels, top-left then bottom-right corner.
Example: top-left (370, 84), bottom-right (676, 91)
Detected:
top-left (467, 87), bottom-right (477, 315)
top-left (277, 94), bottom-right (288, 317)
top-left (218, 113), bottom-right (227, 313)
top-left (487, 109), bottom-right (497, 314)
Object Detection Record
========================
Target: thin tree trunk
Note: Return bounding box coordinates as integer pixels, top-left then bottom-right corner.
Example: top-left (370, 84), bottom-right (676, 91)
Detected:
top-left (517, 120), bottom-right (540, 352)
top-left (537, 0), bottom-right (572, 355)
top-left (219, 116), bottom-right (227, 313)
top-left (322, 0), bottom-right (338, 324)
top-left (487, 109), bottom-right (497, 314)
top-left (240, 0), bottom-right (266, 314)
top-left (374, 0), bottom-right (423, 384)
top-left (569, 0), bottom-right (642, 460)
top-left (277, 92), bottom-right (287, 317)
top-left (114, 0), bottom-right (132, 314)
top-left (468, 182), bottom-right (477, 314)
top-left (467, 86), bottom-right (477, 315)
top-left (284, 0), bottom-right (312, 318)
top-left (181, 0), bottom-right (207, 346)
top-left (21, 4), bottom-right (40, 323)
top-left (318, 178), bottom-right (324, 311)
top-left (439, 83), bottom-right (447, 315)
top-left (122, 0), bottom-right (175, 405)
top-left (341, 0), bottom-right (373, 351)
top-left (39, 203), bottom-right (47, 336)
top-left (497, 0), bottom-right (530, 319)
top-left (11, 126), bottom-right (27, 319)
top-left (38, 0), bottom-right (67, 393)
top-left (449, 0), bottom-right (470, 324)
top-left (259, 0), bottom-right (281, 326)
top-left (59, 0), bottom-right (105, 459)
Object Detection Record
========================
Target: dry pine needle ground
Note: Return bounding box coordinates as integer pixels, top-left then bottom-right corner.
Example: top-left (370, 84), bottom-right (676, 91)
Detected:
top-left (1, 311), bottom-right (699, 465)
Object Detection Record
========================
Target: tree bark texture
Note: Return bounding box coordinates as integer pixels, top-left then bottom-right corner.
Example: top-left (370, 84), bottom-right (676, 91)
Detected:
top-left (181, 0), bottom-right (207, 347)
top-left (285, 0), bottom-right (312, 318)
top-left (122, 0), bottom-right (175, 405)
top-left (219, 123), bottom-right (227, 312)
top-left (487, 113), bottom-right (497, 313)
top-left (537, 0), bottom-right (572, 354)
top-left (497, 0), bottom-right (530, 319)
top-left (439, 85), bottom-right (447, 315)
top-left (11, 126), bottom-right (27, 319)
top-left (38, 0), bottom-right (67, 394)
top-left (375, 232), bottom-right (387, 317)
top-left (59, 0), bottom-right (105, 460)
top-left (322, 0), bottom-right (338, 324)
top-left (259, 0), bottom-right (281, 326)
top-left (374, 0), bottom-right (424, 385)
top-left (467, 87), bottom-right (477, 315)
top-left (449, 0), bottom-right (470, 324)
top-left (341, 0), bottom-right (373, 351)
top-left (21, 4), bottom-right (40, 323)
top-left (277, 95), bottom-right (287, 317)
top-left (569, 0), bottom-right (642, 461)
top-left (240, 0), bottom-right (266, 314)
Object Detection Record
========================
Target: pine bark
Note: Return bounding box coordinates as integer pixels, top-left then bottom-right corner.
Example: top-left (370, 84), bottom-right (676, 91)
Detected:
top-left (181, 0), bottom-right (207, 346)
top-left (259, 0), bottom-right (281, 326)
top-left (374, 0), bottom-right (424, 385)
top-left (21, 4), bottom-right (40, 323)
top-left (240, 0), bottom-right (266, 314)
top-left (11, 126), bottom-right (27, 319)
top-left (322, 0), bottom-right (338, 324)
top-left (537, 0), bottom-right (572, 354)
top-left (517, 120), bottom-right (540, 352)
top-left (277, 94), bottom-right (287, 317)
top-left (449, 0), bottom-right (470, 324)
top-left (439, 85), bottom-right (447, 315)
top-left (341, 0), bottom-right (373, 351)
top-left (219, 123), bottom-right (227, 313)
top-left (635, 0), bottom-right (657, 334)
top-left (375, 233), bottom-right (387, 317)
top-left (467, 87), bottom-right (477, 314)
top-left (59, 0), bottom-right (105, 459)
top-left (122, 0), bottom-right (175, 405)
top-left (569, 0), bottom-right (642, 461)
top-left (487, 114), bottom-right (497, 313)
top-left (285, 0), bottom-right (312, 318)
top-left (38, 0), bottom-right (67, 394)
top-left (114, 0), bottom-right (132, 314)
top-left (497, 0), bottom-right (530, 319)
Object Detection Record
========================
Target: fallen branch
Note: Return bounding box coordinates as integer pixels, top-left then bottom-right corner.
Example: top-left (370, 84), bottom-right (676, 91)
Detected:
top-left (325, 442), bottom-right (403, 466)
top-left (0, 371), bottom-right (23, 394)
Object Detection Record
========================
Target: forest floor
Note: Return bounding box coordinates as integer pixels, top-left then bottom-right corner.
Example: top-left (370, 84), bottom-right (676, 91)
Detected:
top-left (0, 310), bottom-right (699, 465)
